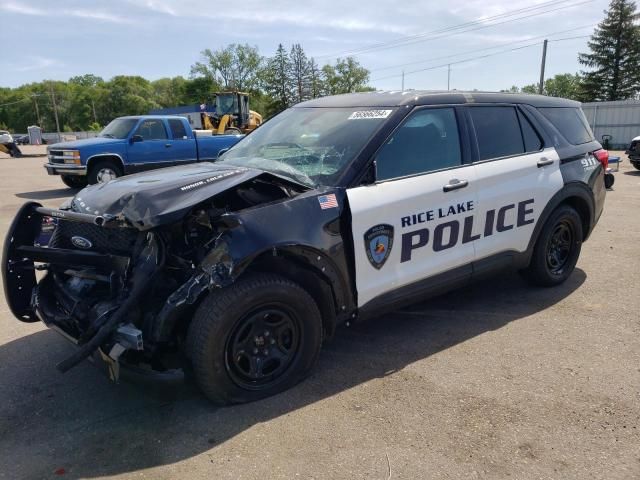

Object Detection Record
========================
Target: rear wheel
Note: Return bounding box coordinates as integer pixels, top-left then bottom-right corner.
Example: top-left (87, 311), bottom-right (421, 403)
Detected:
top-left (61, 175), bottom-right (88, 189)
top-left (522, 205), bottom-right (583, 287)
top-left (187, 273), bottom-right (323, 405)
top-left (632, 161), bottom-right (640, 171)
top-left (88, 160), bottom-right (122, 185)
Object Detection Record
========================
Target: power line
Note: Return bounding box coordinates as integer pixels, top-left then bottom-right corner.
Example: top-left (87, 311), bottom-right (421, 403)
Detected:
top-left (369, 24), bottom-right (595, 74)
top-left (370, 35), bottom-right (593, 83)
top-left (316, 0), bottom-right (594, 59)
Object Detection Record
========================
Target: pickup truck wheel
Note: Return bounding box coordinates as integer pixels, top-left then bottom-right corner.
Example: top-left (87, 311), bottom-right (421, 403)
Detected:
top-left (632, 161), bottom-right (640, 171)
top-left (187, 273), bottom-right (323, 405)
top-left (60, 175), bottom-right (88, 189)
top-left (88, 160), bottom-right (122, 185)
top-left (522, 205), bottom-right (582, 287)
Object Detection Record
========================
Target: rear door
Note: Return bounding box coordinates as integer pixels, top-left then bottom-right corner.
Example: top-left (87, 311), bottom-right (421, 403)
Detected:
top-left (467, 105), bottom-right (563, 266)
top-left (167, 118), bottom-right (198, 165)
top-left (347, 106), bottom-right (478, 307)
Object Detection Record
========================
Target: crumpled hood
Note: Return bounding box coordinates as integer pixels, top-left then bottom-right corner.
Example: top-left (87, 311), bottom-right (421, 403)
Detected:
top-left (72, 163), bottom-right (264, 229)
top-left (48, 137), bottom-right (124, 150)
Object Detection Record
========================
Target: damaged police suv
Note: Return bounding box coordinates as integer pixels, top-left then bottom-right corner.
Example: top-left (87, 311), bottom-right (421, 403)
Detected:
top-left (3, 92), bottom-right (606, 404)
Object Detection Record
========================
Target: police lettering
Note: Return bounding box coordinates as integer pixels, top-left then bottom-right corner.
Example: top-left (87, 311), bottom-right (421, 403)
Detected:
top-left (400, 198), bottom-right (535, 262)
top-left (401, 201), bottom-right (475, 228)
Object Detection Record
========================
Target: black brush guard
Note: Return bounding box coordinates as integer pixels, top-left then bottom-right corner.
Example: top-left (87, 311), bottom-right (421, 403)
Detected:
top-left (2, 202), bottom-right (130, 324)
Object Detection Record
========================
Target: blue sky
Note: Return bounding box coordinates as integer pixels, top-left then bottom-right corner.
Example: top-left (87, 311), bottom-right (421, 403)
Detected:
top-left (1, 0), bottom-right (611, 91)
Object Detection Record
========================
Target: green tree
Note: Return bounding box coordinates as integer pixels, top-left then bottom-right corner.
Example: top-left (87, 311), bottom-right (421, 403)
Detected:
top-left (578, 0), bottom-right (640, 101)
top-left (322, 57), bottom-right (372, 95)
top-left (263, 44), bottom-right (293, 114)
top-left (289, 44), bottom-right (311, 103)
top-left (191, 44), bottom-right (263, 91)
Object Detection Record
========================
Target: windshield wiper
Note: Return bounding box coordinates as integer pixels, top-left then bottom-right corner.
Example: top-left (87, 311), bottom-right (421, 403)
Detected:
top-left (100, 133), bottom-right (115, 138)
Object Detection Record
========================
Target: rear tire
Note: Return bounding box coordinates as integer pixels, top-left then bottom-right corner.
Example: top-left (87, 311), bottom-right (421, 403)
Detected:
top-left (187, 273), bottom-right (323, 405)
top-left (632, 162), bottom-right (640, 171)
top-left (522, 205), bottom-right (583, 287)
top-left (61, 175), bottom-right (88, 189)
top-left (88, 160), bottom-right (122, 185)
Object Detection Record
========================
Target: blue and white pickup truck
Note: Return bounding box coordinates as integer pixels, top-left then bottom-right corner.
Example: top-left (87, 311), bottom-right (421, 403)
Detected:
top-left (45, 115), bottom-right (243, 188)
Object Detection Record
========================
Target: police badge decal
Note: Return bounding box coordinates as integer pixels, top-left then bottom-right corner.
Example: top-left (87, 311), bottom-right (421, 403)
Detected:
top-left (364, 224), bottom-right (394, 269)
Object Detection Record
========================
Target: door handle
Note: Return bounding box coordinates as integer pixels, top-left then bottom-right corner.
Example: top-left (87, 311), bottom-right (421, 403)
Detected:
top-left (537, 157), bottom-right (553, 167)
top-left (165, 143), bottom-right (172, 148)
top-left (443, 179), bottom-right (468, 192)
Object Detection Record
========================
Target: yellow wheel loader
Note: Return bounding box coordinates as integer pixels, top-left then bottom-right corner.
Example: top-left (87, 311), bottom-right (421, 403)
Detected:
top-left (201, 92), bottom-right (262, 135)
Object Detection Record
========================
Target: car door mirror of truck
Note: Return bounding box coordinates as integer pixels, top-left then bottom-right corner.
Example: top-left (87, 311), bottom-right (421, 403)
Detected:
top-left (130, 134), bottom-right (143, 143)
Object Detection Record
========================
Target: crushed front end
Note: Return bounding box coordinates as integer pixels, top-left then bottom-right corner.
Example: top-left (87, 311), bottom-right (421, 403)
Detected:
top-left (2, 201), bottom-right (235, 382)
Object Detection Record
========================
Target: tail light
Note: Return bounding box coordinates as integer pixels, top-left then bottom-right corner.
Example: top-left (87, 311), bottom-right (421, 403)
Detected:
top-left (593, 149), bottom-right (609, 170)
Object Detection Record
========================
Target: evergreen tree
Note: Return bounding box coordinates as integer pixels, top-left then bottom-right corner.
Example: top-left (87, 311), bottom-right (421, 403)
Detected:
top-left (308, 58), bottom-right (324, 99)
top-left (578, 0), bottom-right (640, 101)
top-left (290, 44), bottom-right (311, 104)
top-left (263, 44), bottom-right (293, 114)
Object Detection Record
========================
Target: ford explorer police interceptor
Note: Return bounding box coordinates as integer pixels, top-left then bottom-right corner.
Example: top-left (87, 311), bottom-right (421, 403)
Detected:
top-left (3, 91), bottom-right (606, 404)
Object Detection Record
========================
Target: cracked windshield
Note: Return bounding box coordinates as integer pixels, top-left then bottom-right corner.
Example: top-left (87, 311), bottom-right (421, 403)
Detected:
top-left (220, 107), bottom-right (394, 187)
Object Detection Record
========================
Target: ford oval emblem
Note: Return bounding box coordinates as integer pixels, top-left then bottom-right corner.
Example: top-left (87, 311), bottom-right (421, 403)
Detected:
top-left (71, 236), bottom-right (93, 249)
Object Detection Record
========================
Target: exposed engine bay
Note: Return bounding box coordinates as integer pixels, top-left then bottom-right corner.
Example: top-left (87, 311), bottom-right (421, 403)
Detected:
top-left (4, 170), bottom-right (306, 380)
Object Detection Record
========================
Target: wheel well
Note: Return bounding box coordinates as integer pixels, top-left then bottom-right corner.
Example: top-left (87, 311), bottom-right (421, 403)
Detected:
top-left (243, 253), bottom-right (339, 338)
top-left (87, 155), bottom-right (124, 174)
top-left (560, 196), bottom-right (591, 240)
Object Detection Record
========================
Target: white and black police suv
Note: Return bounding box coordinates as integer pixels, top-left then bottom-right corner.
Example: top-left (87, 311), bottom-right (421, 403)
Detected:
top-left (3, 91), bottom-right (606, 404)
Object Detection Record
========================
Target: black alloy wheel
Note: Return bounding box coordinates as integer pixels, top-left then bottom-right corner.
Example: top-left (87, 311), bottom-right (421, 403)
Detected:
top-left (225, 306), bottom-right (300, 389)
top-left (187, 273), bottom-right (323, 405)
top-left (522, 205), bottom-right (583, 287)
top-left (546, 220), bottom-right (574, 275)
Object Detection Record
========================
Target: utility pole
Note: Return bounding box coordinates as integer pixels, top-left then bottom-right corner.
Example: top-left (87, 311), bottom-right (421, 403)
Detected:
top-left (401, 70), bottom-right (405, 90)
top-left (91, 98), bottom-right (98, 124)
top-left (49, 83), bottom-right (61, 142)
top-left (538, 39), bottom-right (548, 95)
top-left (447, 64), bottom-right (451, 91)
top-left (33, 95), bottom-right (42, 126)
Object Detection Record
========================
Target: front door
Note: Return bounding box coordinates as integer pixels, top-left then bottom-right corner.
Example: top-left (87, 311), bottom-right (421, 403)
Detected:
top-left (347, 107), bottom-right (478, 307)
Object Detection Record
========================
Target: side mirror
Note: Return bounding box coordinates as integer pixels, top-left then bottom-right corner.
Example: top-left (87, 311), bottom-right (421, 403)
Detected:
top-left (217, 148), bottom-right (230, 159)
top-left (130, 134), bottom-right (143, 143)
top-left (361, 160), bottom-right (377, 185)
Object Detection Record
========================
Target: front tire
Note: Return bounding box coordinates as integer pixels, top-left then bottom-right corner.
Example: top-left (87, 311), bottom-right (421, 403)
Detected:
top-left (187, 273), bottom-right (323, 405)
top-left (61, 175), bottom-right (88, 189)
top-left (632, 161), bottom-right (640, 171)
top-left (523, 205), bottom-right (583, 287)
top-left (88, 160), bottom-right (122, 185)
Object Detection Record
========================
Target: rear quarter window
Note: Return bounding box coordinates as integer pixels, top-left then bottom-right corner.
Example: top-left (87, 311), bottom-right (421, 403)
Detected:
top-left (538, 107), bottom-right (594, 145)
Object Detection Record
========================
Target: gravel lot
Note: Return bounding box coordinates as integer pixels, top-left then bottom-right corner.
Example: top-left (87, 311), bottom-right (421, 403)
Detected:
top-left (0, 153), bottom-right (638, 479)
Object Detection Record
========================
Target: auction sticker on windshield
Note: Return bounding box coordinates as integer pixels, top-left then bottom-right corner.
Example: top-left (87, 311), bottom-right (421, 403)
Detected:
top-left (348, 110), bottom-right (393, 120)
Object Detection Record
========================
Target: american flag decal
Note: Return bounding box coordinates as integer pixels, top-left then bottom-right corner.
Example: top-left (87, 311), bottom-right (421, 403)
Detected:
top-left (318, 194), bottom-right (338, 210)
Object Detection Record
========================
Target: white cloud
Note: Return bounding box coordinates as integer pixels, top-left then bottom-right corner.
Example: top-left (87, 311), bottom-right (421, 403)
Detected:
top-left (11, 56), bottom-right (62, 72)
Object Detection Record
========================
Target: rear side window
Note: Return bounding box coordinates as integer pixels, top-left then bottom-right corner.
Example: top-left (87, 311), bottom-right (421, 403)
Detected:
top-left (538, 107), bottom-right (594, 145)
top-left (470, 106), bottom-right (524, 160)
top-left (518, 110), bottom-right (543, 152)
top-left (168, 119), bottom-right (188, 140)
top-left (136, 119), bottom-right (167, 140)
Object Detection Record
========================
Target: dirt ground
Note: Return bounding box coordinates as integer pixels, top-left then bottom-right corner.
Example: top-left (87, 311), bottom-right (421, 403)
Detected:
top-left (0, 153), bottom-right (638, 479)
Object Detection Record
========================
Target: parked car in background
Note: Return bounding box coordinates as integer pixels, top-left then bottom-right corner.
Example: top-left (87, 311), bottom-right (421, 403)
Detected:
top-left (44, 115), bottom-right (244, 188)
top-left (14, 135), bottom-right (30, 145)
top-left (0, 130), bottom-right (13, 144)
top-left (0, 130), bottom-right (22, 157)
top-left (625, 135), bottom-right (640, 170)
